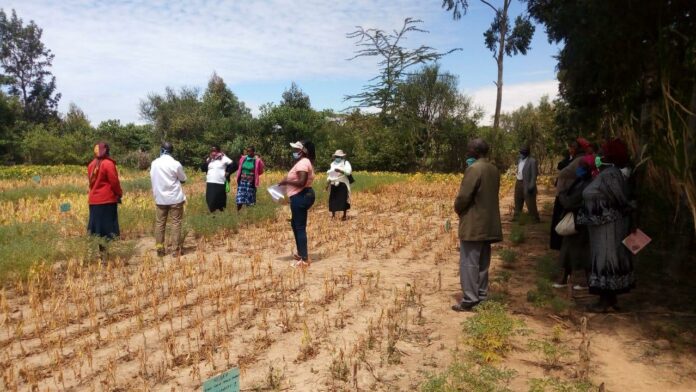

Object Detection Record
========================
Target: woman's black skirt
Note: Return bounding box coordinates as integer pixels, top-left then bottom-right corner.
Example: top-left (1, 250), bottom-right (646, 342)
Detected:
top-left (329, 183), bottom-right (350, 212)
top-left (206, 182), bottom-right (227, 212)
top-left (87, 203), bottom-right (120, 239)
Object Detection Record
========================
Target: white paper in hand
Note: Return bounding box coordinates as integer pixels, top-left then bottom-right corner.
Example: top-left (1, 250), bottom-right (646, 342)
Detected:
top-left (267, 184), bottom-right (286, 203)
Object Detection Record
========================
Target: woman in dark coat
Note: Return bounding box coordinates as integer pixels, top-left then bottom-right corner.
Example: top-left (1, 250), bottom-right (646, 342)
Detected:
top-left (553, 156), bottom-right (595, 289)
top-left (577, 139), bottom-right (635, 312)
top-left (550, 141), bottom-right (580, 250)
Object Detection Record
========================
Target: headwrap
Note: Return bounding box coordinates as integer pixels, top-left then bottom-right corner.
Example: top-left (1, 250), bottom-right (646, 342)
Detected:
top-left (94, 142), bottom-right (109, 159)
top-left (601, 138), bottom-right (629, 168)
top-left (89, 143), bottom-right (110, 189)
top-left (581, 154), bottom-right (599, 178)
top-left (576, 137), bottom-right (592, 154)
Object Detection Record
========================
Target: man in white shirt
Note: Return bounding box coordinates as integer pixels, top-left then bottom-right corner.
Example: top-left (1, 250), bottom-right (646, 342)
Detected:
top-left (150, 142), bottom-right (187, 257)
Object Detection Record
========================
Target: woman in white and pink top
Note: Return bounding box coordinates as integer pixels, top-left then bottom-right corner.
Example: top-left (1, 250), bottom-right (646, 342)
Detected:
top-left (278, 141), bottom-right (316, 267)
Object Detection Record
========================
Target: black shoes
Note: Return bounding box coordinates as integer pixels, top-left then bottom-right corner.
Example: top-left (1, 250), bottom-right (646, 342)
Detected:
top-left (451, 302), bottom-right (479, 312)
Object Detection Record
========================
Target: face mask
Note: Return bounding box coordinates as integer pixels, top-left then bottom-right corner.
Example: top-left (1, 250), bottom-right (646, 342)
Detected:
top-left (575, 167), bottom-right (588, 178)
top-left (334, 158), bottom-right (343, 164)
top-left (466, 157), bottom-right (476, 166)
top-left (292, 152), bottom-right (301, 160)
top-left (595, 156), bottom-right (603, 168)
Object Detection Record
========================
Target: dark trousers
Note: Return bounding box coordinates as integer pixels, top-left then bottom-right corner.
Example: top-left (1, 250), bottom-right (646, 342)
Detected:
top-left (290, 188), bottom-right (316, 260)
top-left (514, 180), bottom-right (539, 221)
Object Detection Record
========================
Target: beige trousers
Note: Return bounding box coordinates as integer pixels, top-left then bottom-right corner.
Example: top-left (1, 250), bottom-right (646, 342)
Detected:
top-left (155, 202), bottom-right (184, 251)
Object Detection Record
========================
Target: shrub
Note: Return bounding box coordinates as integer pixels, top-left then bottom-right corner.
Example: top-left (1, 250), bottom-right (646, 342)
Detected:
top-left (421, 360), bottom-right (516, 392)
top-left (499, 249), bottom-right (517, 265)
top-left (509, 225), bottom-right (525, 245)
top-left (528, 377), bottom-right (595, 392)
top-left (463, 301), bottom-right (525, 362)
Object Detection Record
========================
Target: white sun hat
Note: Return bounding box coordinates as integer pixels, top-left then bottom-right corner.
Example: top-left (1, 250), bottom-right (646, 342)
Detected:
top-left (289, 141), bottom-right (304, 150)
top-left (333, 149), bottom-right (347, 158)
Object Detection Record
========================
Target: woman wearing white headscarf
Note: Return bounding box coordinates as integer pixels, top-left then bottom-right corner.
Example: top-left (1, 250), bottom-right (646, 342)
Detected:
top-left (326, 150), bottom-right (352, 220)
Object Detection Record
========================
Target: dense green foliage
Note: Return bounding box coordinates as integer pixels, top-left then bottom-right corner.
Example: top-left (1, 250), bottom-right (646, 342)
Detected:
top-left (525, 0), bottom-right (696, 233)
top-left (0, 8), bottom-right (567, 174)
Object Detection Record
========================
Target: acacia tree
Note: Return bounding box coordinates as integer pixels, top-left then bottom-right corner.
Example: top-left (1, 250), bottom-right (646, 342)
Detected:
top-left (281, 81), bottom-right (311, 110)
top-left (396, 63), bottom-right (481, 167)
top-left (345, 17), bottom-right (458, 117)
top-left (0, 9), bottom-right (61, 123)
top-left (441, 0), bottom-right (534, 131)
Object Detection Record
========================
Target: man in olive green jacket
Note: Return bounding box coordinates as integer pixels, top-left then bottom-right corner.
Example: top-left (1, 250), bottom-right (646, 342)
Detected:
top-left (452, 138), bottom-right (503, 311)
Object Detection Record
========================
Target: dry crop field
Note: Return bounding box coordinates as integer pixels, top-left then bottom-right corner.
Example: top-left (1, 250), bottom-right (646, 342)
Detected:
top-left (1, 167), bottom-right (695, 391)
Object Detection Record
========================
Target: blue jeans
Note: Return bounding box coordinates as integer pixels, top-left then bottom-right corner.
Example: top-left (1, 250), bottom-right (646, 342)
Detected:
top-left (290, 188), bottom-right (315, 260)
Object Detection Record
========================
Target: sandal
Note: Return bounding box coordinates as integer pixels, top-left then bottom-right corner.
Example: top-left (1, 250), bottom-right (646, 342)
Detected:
top-left (292, 260), bottom-right (311, 268)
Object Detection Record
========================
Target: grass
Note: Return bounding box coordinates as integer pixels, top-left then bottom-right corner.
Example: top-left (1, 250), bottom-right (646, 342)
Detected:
top-left (526, 332), bottom-right (571, 370)
top-left (420, 301), bottom-right (523, 391)
top-left (0, 223), bottom-right (137, 281)
top-left (526, 254), bottom-right (570, 313)
top-left (498, 249), bottom-right (517, 265)
top-left (509, 225), bottom-right (525, 245)
top-left (0, 169), bottom-right (408, 284)
top-left (527, 377), bottom-right (595, 392)
top-left (0, 177), bottom-right (156, 203)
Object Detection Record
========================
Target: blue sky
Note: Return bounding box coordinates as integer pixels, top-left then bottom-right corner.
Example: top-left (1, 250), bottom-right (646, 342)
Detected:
top-left (3, 0), bottom-right (561, 125)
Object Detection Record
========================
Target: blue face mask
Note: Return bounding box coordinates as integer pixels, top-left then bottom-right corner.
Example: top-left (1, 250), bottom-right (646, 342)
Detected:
top-left (292, 152), bottom-right (301, 160)
top-left (334, 157), bottom-right (343, 164)
top-left (466, 157), bottom-right (476, 166)
top-left (575, 167), bottom-right (588, 178)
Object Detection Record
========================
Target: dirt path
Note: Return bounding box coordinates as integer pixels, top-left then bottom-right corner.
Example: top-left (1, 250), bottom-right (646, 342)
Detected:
top-left (494, 185), bottom-right (696, 392)
top-left (1, 179), bottom-right (695, 391)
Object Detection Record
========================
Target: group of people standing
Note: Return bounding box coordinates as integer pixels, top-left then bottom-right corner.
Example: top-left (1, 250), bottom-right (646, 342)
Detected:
top-left (550, 137), bottom-right (636, 312)
top-left (452, 137), bottom-right (636, 313)
top-left (200, 146), bottom-right (265, 213)
top-left (85, 140), bottom-right (352, 264)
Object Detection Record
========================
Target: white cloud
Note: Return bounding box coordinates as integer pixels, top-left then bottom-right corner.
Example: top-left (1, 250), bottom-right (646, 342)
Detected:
top-left (3, 0), bottom-right (446, 123)
top-left (468, 79), bottom-right (559, 125)
top-left (2, 1), bottom-right (559, 124)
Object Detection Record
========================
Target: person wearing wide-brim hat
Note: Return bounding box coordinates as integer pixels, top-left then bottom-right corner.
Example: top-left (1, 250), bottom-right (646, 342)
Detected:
top-left (326, 149), bottom-right (352, 220)
top-left (278, 140), bottom-right (316, 267)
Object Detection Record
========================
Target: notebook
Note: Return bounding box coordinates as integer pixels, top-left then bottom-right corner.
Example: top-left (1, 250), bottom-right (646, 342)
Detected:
top-left (622, 229), bottom-right (651, 255)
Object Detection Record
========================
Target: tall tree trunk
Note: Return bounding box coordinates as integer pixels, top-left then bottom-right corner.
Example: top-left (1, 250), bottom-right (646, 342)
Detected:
top-left (492, 0), bottom-right (510, 132)
top-left (493, 57), bottom-right (504, 131)
top-left (687, 81), bottom-right (696, 232)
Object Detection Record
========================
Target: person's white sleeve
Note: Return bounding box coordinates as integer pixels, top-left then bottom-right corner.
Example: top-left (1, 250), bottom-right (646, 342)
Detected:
top-left (177, 163), bottom-right (187, 182)
top-left (223, 155), bottom-right (233, 165)
top-left (344, 161), bottom-right (352, 175)
top-left (150, 164), bottom-right (157, 198)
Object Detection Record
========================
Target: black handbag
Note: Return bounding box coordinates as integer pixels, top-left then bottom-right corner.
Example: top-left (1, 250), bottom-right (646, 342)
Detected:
top-left (347, 174), bottom-right (355, 184)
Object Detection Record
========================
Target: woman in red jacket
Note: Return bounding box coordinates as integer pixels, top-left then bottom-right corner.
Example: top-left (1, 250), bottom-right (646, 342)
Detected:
top-left (87, 143), bottom-right (123, 241)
